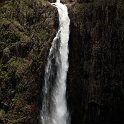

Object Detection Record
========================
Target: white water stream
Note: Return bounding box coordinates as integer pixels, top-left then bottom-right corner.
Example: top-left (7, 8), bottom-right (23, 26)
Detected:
top-left (41, 0), bottom-right (70, 124)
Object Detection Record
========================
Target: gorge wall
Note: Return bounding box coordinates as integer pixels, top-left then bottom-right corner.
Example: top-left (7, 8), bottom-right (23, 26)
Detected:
top-left (0, 0), bottom-right (57, 123)
top-left (67, 0), bottom-right (124, 124)
top-left (0, 0), bottom-right (124, 124)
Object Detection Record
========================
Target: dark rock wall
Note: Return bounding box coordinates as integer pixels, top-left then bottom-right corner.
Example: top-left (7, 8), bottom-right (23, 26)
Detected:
top-left (67, 0), bottom-right (124, 124)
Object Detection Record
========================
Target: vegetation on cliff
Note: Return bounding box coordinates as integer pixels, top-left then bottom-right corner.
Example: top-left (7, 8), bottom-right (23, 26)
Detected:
top-left (0, 0), bottom-right (56, 123)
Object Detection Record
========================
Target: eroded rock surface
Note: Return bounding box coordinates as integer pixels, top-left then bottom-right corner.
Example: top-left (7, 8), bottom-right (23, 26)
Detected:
top-left (67, 0), bottom-right (124, 124)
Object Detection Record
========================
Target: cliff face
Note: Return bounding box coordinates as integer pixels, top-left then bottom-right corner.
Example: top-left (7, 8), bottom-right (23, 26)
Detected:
top-left (0, 0), bottom-right (124, 124)
top-left (67, 0), bottom-right (124, 124)
top-left (0, 0), bottom-right (56, 123)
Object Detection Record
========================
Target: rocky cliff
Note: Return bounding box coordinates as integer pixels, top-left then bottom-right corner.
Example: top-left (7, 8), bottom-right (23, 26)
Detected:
top-left (0, 0), bottom-right (57, 123)
top-left (67, 0), bottom-right (124, 124)
top-left (0, 0), bottom-right (124, 124)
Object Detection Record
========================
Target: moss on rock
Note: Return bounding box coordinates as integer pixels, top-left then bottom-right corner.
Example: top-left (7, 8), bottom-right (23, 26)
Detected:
top-left (0, 0), bottom-right (56, 123)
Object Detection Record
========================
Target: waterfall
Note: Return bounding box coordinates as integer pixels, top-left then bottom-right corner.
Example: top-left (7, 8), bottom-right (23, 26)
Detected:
top-left (40, 0), bottom-right (70, 124)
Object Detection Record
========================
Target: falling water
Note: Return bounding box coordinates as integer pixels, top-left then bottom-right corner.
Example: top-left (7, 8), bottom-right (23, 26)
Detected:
top-left (41, 0), bottom-right (70, 124)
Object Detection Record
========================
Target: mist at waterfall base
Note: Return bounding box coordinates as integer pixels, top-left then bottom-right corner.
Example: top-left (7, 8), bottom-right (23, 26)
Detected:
top-left (40, 1), bottom-right (70, 124)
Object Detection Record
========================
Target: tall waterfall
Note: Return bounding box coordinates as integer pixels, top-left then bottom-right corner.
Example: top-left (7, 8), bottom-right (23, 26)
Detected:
top-left (41, 0), bottom-right (70, 124)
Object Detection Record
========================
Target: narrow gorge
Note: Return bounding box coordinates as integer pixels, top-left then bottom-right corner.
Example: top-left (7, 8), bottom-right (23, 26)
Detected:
top-left (0, 0), bottom-right (124, 124)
